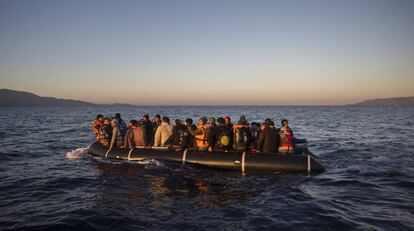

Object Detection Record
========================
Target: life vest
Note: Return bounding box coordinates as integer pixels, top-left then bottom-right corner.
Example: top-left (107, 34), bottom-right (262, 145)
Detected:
top-left (98, 125), bottom-right (111, 147)
top-left (92, 120), bottom-right (101, 139)
top-left (233, 125), bottom-right (249, 151)
top-left (279, 127), bottom-right (294, 153)
top-left (132, 126), bottom-right (146, 147)
top-left (195, 125), bottom-right (208, 150)
top-left (217, 127), bottom-right (231, 147)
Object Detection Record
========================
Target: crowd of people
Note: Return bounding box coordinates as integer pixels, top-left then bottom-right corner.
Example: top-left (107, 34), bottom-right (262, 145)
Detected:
top-left (92, 113), bottom-right (296, 154)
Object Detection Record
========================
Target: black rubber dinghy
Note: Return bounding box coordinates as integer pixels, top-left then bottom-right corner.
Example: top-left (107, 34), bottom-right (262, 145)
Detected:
top-left (88, 142), bottom-right (325, 173)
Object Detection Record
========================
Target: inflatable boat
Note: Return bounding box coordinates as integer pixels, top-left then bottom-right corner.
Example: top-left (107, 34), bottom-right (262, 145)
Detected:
top-left (88, 141), bottom-right (325, 173)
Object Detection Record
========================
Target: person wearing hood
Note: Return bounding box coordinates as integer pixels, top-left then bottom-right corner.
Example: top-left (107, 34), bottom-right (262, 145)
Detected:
top-left (114, 113), bottom-right (128, 136)
top-left (109, 119), bottom-right (125, 149)
top-left (257, 120), bottom-right (280, 153)
top-left (154, 116), bottom-right (173, 147)
top-left (232, 115), bottom-right (251, 151)
top-left (208, 117), bottom-right (232, 152)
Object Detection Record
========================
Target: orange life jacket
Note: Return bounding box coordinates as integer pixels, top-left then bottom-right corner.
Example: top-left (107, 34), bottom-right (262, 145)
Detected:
top-left (92, 120), bottom-right (101, 139)
top-left (195, 125), bottom-right (208, 150)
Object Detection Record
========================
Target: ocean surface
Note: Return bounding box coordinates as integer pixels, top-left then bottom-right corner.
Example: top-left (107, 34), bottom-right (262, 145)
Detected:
top-left (0, 106), bottom-right (413, 231)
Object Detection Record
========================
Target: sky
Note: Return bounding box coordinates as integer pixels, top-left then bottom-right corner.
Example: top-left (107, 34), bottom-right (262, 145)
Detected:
top-left (0, 0), bottom-right (413, 105)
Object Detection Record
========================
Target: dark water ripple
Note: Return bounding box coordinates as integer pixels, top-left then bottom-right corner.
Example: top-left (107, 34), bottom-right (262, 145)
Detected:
top-left (0, 106), bottom-right (413, 231)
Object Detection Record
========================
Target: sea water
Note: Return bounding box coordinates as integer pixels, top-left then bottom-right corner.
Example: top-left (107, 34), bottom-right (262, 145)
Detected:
top-left (0, 106), bottom-right (413, 230)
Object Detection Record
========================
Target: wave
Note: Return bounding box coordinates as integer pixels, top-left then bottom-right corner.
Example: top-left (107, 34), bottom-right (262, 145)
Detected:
top-left (66, 147), bottom-right (89, 159)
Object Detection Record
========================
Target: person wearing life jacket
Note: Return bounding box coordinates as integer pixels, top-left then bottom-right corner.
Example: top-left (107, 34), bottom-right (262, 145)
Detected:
top-left (249, 122), bottom-right (260, 152)
top-left (195, 117), bottom-right (209, 151)
top-left (257, 120), bottom-right (280, 153)
top-left (185, 118), bottom-right (197, 149)
top-left (278, 119), bottom-right (295, 154)
top-left (109, 119), bottom-right (125, 149)
top-left (208, 117), bottom-right (232, 152)
top-left (168, 119), bottom-right (190, 151)
top-left (124, 120), bottom-right (148, 149)
top-left (92, 114), bottom-right (104, 140)
top-left (98, 118), bottom-right (112, 147)
top-left (154, 116), bottom-right (173, 147)
top-left (232, 115), bottom-right (251, 152)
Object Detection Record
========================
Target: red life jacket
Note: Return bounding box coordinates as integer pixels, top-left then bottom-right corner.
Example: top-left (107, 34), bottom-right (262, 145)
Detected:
top-left (279, 127), bottom-right (294, 151)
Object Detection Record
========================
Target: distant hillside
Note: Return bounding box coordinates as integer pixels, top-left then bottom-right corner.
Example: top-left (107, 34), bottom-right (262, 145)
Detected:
top-left (0, 89), bottom-right (96, 106)
top-left (353, 96), bottom-right (414, 106)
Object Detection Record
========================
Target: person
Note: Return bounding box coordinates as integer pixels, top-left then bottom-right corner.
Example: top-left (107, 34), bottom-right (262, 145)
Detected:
top-left (109, 119), bottom-right (125, 149)
top-left (249, 122), bottom-right (261, 152)
top-left (114, 113), bottom-right (128, 137)
top-left (152, 114), bottom-right (162, 133)
top-left (98, 118), bottom-right (112, 147)
top-left (224, 115), bottom-right (234, 147)
top-left (185, 118), bottom-right (197, 149)
top-left (257, 121), bottom-right (280, 153)
top-left (208, 117), bottom-right (232, 152)
top-left (92, 114), bottom-right (104, 140)
top-left (142, 114), bottom-right (154, 145)
top-left (124, 119), bottom-right (147, 149)
top-left (278, 119), bottom-right (295, 153)
top-left (168, 119), bottom-right (190, 151)
top-left (195, 117), bottom-right (209, 151)
top-left (232, 115), bottom-right (251, 152)
top-left (154, 116), bottom-right (173, 147)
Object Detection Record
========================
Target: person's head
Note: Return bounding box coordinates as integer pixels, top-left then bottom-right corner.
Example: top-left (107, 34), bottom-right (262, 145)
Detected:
top-left (139, 119), bottom-right (146, 126)
top-left (185, 118), bottom-right (193, 126)
top-left (224, 116), bottom-right (231, 125)
top-left (174, 119), bottom-right (182, 126)
top-left (281, 119), bottom-right (288, 127)
top-left (251, 122), bottom-right (259, 129)
top-left (217, 117), bottom-right (225, 125)
top-left (103, 118), bottom-right (111, 125)
top-left (162, 116), bottom-right (170, 124)
top-left (264, 118), bottom-right (271, 125)
top-left (111, 119), bottom-right (118, 128)
top-left (96, 114), bottom-right (104, 121)
top-left (260, 122), bottom-right (267, 130)
top-left (153, 114), bottom-right (161, 122)
top-left (208, 117), bottom-right (216, 125)
top-left (129, 119), bottom-right (138, 127)
top-left (269, 121), bottom-right (275, 127)
top-left (115, 113), bottom-right (121, 120)
top-left (238, 115), bottom-right (248, 125)
top-left (142, 114), bottom-right (149, 121)
top-left (198, 117), bottom-right (207, 126)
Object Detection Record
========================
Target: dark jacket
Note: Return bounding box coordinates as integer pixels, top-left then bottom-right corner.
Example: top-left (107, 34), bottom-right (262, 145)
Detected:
top-left (143, 120), bottom-right (154, 145)
top-left (186, 124), bottom-right (197, 149)
top-left (257, 126), bottom-right (280, 153)
top-left (208, 125), bottom-right (232, 151)
top-left (168, 124), bottom-right (190, 149)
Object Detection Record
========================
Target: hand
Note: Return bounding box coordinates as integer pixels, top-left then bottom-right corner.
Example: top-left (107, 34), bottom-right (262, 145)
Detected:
top-left (208, 147), bottom-right (213, 152)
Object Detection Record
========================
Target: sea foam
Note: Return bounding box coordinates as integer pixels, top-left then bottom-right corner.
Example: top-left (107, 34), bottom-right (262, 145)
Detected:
top-left (66, 147), bottom-right (89, 159)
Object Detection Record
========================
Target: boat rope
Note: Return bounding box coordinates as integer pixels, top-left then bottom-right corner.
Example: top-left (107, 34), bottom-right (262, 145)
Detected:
top-left (128, 148), bottom-right (134, 160)
top-left (182, 149), bottom-right (188, 165)
top-left (241, 152), bottom-right (246, 172)
top-left (307, 154), bottom-right (311, 172)
top-left (105, 149), bottom-right (111, 158)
